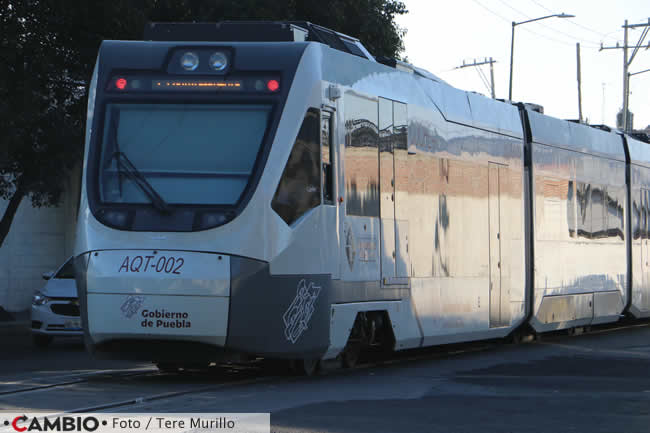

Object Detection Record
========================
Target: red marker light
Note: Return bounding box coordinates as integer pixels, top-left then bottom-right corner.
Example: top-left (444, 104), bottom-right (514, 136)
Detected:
top-left (267, 79), bottom-right (280, 92)
top-left (116, 78), bottom-right (127, 90)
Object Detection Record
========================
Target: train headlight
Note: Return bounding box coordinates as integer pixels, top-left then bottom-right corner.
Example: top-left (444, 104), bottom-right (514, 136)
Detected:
top-left (209, 52), bottom-right (228, 71)
top-left (101, 209), bottom-right (130, 229)
top-left (194, 211), bottom-right (230, 230)
top-left (32, 292), bottom-right (49, 306)
top-left (180, 52), bottom-right (199, 71)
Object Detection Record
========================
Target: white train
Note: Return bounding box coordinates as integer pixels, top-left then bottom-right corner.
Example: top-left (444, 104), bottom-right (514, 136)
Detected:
top-left (74, 21), bottom-right (650, 373)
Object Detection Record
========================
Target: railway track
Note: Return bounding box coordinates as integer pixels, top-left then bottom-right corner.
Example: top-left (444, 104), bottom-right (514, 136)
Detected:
top-left (2, 319), bottom-right (649, 415)
top-left (0, 362), bottom-right (277, 414)
top-left (0, 367), bottom-right (157, 397)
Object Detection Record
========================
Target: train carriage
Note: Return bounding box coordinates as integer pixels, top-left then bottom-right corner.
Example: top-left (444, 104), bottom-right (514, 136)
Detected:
top-left (526, 112), bottom-right (628, 331)
top-left (74, 21), bottom-right (647, 372)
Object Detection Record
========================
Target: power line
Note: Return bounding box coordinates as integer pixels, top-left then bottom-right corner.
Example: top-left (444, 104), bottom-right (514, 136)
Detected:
top-left (498, 0), bottom-right (603, 46)
top-left (454, 57), bottom-right (497, 98)
top-left (470, 0), bottom-right (600, 49)
top-left (527, 0), bottom-right (621, 42)
top-left (470, 0), bottom-right (511, 24)
top-left (499, 0), bottom-right (598, 44)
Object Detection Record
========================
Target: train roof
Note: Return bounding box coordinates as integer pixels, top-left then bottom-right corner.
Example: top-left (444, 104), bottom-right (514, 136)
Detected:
top-left (144, 21), bottom-right (375, 62)
top-left (526, 109), bottom-right (626, 162)
top-left (134, 22), bottom-right (632, 149)
top-left (143, 21), bottom-right (451, 84)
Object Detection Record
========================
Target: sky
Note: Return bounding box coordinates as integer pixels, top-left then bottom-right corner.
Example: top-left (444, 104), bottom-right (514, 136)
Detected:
top-left (396, 0), bottom-right (650, 130)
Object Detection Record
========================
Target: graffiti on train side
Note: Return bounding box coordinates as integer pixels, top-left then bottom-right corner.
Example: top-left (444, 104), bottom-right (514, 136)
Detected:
top-left (283, 279), bottom-right (322, 344)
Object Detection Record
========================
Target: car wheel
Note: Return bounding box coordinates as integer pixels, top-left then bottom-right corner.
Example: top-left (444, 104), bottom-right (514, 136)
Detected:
top-left (32, 334), bottom-right (53, 348)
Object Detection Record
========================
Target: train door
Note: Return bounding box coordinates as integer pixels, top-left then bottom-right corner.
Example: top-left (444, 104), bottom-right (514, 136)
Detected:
top-left (379, 98), bottom-right (396, 283)
top-left (489, 162), bottom-right (509, 327)
top-left (393, 101), bottom-right (410, 279)
top-left (379, 98), bottom-right (410, 284)
top-left (340, 91), bottom-right (380, 281)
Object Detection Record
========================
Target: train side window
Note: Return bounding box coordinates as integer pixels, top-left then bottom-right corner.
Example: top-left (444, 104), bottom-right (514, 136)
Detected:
top-left (271, 108), bottom-right (321, 225)
top-left (322, 112), bottom-right (334, 205)
top-left (344, 93), bottom-right (380, 217)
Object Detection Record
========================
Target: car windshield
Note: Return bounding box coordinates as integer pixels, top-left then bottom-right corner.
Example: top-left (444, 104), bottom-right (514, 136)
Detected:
top-left (99, 103), bottom-right (272, 206)
top-left (55, 259), bottom-right (75, 279)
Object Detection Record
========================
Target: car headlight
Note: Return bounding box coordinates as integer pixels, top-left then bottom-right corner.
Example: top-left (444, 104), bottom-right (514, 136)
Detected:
top-left (32, 292), bottom-right (50, 306)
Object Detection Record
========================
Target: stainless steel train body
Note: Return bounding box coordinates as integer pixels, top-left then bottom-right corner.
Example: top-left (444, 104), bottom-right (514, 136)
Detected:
top-left (75, 22), bottom-right (648, 364)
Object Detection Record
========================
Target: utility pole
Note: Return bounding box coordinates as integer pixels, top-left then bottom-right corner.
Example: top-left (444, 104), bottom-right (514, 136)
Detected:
top-left (623, 20), bottom-right (629, 131)
top-left (576, 43), bottom-right (583, 123)
top-left (600, 18), bottom-right (650, 131)
top-left (455, 57), bottom-right (497, 98)
top-left (628, 68), bottom-right (650, 124)
top-left (489, 58), bottom-right (495, 100)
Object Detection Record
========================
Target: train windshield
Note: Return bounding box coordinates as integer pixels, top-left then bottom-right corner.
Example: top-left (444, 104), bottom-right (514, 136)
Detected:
top-left (99, 103), bottom-right (271, 206)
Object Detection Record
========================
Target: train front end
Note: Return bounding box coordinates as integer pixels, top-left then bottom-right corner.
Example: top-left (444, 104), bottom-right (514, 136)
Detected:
top-left (75, 35), bottom-right (329, 364)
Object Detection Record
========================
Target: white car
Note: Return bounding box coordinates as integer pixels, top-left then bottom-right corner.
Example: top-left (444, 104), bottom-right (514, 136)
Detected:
top-left (31, 257), bottom-right (82, 346)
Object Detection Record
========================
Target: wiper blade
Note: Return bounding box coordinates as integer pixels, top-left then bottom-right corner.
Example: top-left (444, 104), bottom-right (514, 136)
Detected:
top-left (113, 151), bottom-right (171, 215)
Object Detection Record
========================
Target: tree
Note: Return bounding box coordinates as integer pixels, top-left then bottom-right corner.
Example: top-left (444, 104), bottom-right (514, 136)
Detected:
top-left (0, 0), bottom-right (87, 247)
top-left (0, 0), bottom-right (407, 248)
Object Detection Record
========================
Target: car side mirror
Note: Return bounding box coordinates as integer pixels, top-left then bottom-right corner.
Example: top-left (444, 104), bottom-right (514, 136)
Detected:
top-left (42, 271), bottom-right (55, 280)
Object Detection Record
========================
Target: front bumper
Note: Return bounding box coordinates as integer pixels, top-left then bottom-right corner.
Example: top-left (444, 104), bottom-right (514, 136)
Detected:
top-left (76, 251), bottom-right (332, 362)
top-left (77, 250), bottom-right (230, 360)
top-left (31, 302), bottom-right (83, 337)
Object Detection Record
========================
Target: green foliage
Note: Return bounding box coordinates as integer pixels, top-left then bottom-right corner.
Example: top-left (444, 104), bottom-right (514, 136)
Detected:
top-left (0, 0), bottom-right (85, 206)
top-left (0, 0), bottom-right (407, 245)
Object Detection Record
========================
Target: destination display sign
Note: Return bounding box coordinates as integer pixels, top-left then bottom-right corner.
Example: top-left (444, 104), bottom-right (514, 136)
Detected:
top-left (152, 79), bottom-right (243, 91)
top-left (108, 76), bottom-right (280, 93)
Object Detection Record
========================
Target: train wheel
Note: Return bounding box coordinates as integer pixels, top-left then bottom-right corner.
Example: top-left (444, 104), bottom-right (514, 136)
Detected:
top-left (342, 343), bottom-right (361, 368)
top-left (509, 329), bottom-right (523, 344)
top-left (297, 358), bottom-right (320, 376)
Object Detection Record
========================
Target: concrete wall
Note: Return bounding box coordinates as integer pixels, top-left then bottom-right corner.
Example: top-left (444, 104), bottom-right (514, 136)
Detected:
top-left (0, 170), bottom-right (80, 312)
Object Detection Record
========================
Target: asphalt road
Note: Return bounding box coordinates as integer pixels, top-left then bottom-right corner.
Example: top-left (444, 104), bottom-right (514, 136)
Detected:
top-left (0, 331), bottom-right (146, 376)
top-left (2, 325), bottom-right (650, 432)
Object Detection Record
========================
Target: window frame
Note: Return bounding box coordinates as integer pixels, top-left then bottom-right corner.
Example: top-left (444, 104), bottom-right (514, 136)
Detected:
top-left (321, 110), bottom-right (335, 205)
top-left (271, 107), bottom-right (323, 225)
